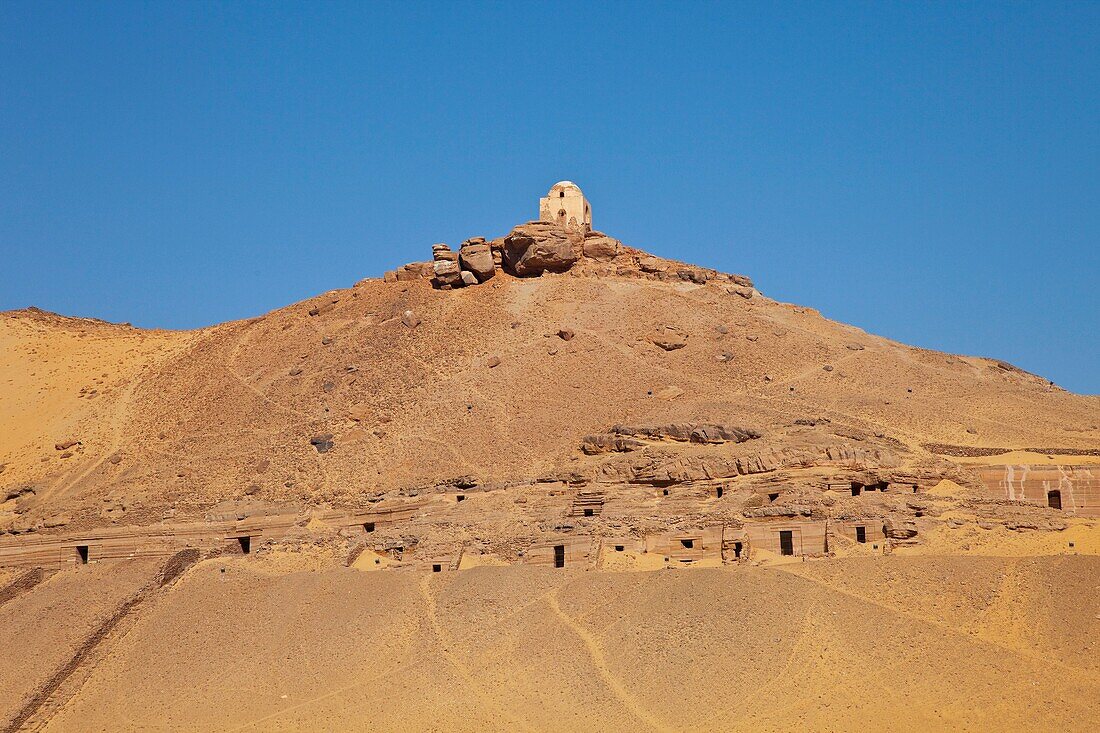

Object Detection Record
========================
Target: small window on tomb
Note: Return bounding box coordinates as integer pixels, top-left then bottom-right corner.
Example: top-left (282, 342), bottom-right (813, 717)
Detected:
top-left (583, 507), bottom-right (594, 517)
top-left (733, 542), bottom-right (743, 558)
top-left (855, 526), bottom-right (867, 543)
top-left (560, 190), bottom-right (565, 198)
top-left (716, 487), bottom-right (724, 498)
top-left (236, 536), bottom-right (251, 554)
top-left (554, 544), bottom-right (566, 568)
top-left (851, 483), bottom-right (862, 497)
top-left (456, 494), bottom-right (465, 502)
top-left (614, 545), bottom-right (625, 552)
top-left (1047, 490), bottom-right (1062, 510)
top-left (768, 492), bottom-right (779, 502)
top-left (432, 564), bottom-right (442, 573)
top-left (76, 545), bottom-right (89, 564)
top-left (662, 489), bottom-right (669, 496)
top-left (364, 522), bottom-right (375, 533)
top-left (681, 539), bottom-right (694, 549)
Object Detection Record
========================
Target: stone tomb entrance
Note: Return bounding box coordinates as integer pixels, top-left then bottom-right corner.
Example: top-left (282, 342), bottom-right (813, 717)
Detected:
top-left (1048, 490), bottom-right (1062, 510)
top-left (779, 530), bottom-right (794, 556)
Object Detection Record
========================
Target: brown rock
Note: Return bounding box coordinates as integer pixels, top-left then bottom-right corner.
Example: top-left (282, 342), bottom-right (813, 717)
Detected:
top-left (55, 440), bottom-right (81, 451)
top-left (884, 518), bottom-right (918, 539)
top-left (649, 326), bottom-right (688, 351)
top-left (401, 310), bottom-right (421, 328)
top-left (460, 270), bottom-right (478, 286)
top-left (459, 240), bottom-right (495, 281)
top-left (582, 234), bottom-right (620, 262)
top-left (557, 328), bottom-right (575, 341)
top-left (432, 260), bottom-right (461, 288)
top-left (729, 285), bottom-right (754, 299)
top-left (486, 356), bottom-right (501, 368)
top-left (432, 243), bottom-right (458, 262)
top-left (396, 262), bottom-right (432, 281)
top-left (502, 222), bottom-right (580, 276)
top-left (310, 435), bottom-right (334, 453)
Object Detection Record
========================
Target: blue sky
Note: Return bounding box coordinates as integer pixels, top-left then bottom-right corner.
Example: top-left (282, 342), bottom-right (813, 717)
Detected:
top-left (1, 2), bottom-right (1098, 393)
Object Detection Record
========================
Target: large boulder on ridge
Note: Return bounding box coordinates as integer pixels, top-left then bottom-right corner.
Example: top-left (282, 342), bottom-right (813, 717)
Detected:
top-left (459, 237), bottom-right (495, 282)
top-left (502, 222), bottom-right (582, 276)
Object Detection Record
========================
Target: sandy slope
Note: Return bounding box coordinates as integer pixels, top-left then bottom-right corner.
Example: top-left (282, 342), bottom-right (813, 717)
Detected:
top-left (7, 557), bottom-right (1092, 732)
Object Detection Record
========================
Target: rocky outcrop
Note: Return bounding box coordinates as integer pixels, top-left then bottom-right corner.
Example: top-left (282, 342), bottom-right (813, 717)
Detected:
top-left (502, 222), bottom-right (581, 276)
top-left (396, 220), bottom-right (754, 292)
top-left (884, 518), bottom-right (918, 539)
top-left (582, 423), bottom-right (762, 455)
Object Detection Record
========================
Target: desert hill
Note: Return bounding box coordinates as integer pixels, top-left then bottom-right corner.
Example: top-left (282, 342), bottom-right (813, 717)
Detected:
top-left (1, 221), bottom-right (1096, 534)
top-left (2, 216), bottom-right (1100, 731)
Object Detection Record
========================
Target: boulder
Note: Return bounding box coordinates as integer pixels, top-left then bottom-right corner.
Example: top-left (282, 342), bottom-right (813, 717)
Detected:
top-left (460, 270), bottom-right (478, 286)
top-left (432, 243), bottom-right (458, 262)
top-left (397, 262), bottom-right (433, 281)
top-left (310, 434), bottom-right (334, 453)
top-left (729, 285), bottom-right (754, 299)
top-left (432, 260), bottom-right (462, 288)
top-left (582, 234), bottom-right (620, 261)
top-left (502, 222), bottom-right (581, 276)
top-left (459, 239), bottom-right (495, 281)
top-left (648, 326), bottom-right (688, 351)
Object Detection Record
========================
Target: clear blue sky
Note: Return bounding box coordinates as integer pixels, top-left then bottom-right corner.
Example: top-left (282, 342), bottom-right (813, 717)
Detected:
top-left (2, 2), bottom-right (1098, 393)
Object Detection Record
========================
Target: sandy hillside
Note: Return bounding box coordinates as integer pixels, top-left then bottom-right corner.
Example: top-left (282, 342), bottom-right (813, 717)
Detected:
top-left (0, 556), bottom-right (1091, 732)
top-left (1, 234), bottom-right (1096, 530)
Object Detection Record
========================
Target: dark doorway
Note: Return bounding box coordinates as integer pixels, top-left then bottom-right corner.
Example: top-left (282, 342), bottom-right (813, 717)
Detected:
top-left (851, 483), bottom-right (862, 497)
top-left (680, 539), bottom-right (694, 549)
top-left (716, 487), bottom-right (724, 499)
top-left (364, 522), bottom-right (375, 533)
top-left (456, 495), bottom-right (466, 502)
top-left (768, 492), bottom-right (779, 503)
top-left (733, 542), bottom-right (743, 559)
top-left (432, 564), bottom-right (442, 573)
top-left (76, 545), bottom-right (89, 564)
top-left (855, 526), bottom-right (867, 543)
top-left (614, 545), bottom-right (625, 552)
top-left (583, 508), bottom-right (594, 517)
top-left (236, 536), bottom-right (251, 554)
top-left (779, 531), bottom-right (794, 556)
top-left (662, 489), bottom-right (669, 496)
top-left (1048, 490), bottom-right (1062, 510)
top-left (553, 544), bottom-right (565, 568)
